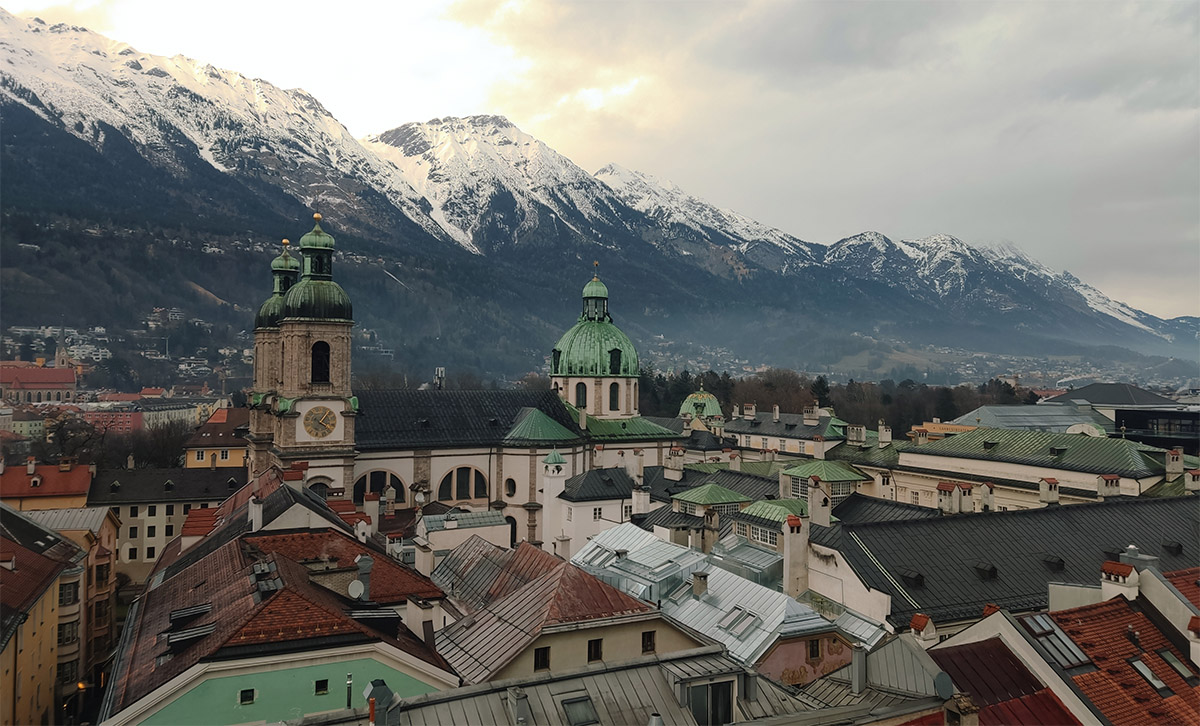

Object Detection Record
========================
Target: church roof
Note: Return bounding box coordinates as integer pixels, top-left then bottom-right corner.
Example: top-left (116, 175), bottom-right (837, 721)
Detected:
top-left (679, 388), bottom-right (724, 419)
top-left (503, 407), bottom-right (579, 446)
top-left (551, 319), bottom-right (640, 377)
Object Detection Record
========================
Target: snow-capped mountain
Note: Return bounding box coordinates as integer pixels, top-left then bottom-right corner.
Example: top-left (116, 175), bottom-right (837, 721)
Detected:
top-left (363, 115), bottom-right (638, 254)
top-left (1, 10), bottom-right (1192, 364)
top-left (0, 10), bottom-right (449, 244)
top-left (595, 163), bottom-right (821, 270)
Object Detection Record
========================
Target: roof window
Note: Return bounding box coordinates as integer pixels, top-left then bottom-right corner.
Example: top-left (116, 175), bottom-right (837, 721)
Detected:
top-left (1162, 541), bottom-right (1183, 556)
top-left (898, 568), bottom-right (924, 587)
top-left (1157, 649), bottom-right (1199, 686)
top-left (1129, 658), bottom-right (1173, 697)
top-left (973, 561), bottom-right (998, 580)
top-left (982, 440), bottom-right (999, 450)
top-left (1041, 554), bottom-right (1065, 571)
top-left (1021, 614), bottom-right (1090, 669)
top-left (563, 696), bottom-right (600, 726)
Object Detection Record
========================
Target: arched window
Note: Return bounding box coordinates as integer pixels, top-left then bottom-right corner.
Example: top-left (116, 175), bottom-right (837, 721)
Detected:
top-left (438, 467), bottom-right (488, 501)
top-left (309, 480), bottom-right (330, 500)
top-left (505, 478), bottom-right (517, 497)
top-left (575, 382), bottom-right (587, 408)
top-left (609, 382), bottom-right (620, 411)
top-left (505, 516), bottom-right (518, 547)
top-left (36, 392), bottom-right (42, 403)
top-left (609, 349), bottom-right (622, 375)
top-left (311, 341), bottom-right (330, 383)
top-left (353, 471), bottom-right (405, 504)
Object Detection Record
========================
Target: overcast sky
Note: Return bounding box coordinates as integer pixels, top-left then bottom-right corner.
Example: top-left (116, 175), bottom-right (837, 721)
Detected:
top-left (10, 0), bottom-right (1199, 318)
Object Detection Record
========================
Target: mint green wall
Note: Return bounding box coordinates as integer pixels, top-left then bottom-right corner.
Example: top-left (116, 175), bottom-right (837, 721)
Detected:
top-left (143, 657), bottom-right (440, 726)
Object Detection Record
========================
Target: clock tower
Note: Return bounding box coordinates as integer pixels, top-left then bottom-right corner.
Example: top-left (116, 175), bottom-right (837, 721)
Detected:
top-left (250, 214), bottom-right (358, 493)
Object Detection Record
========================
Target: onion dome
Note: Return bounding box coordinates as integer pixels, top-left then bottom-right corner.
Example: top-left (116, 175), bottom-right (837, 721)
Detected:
top-left (679, 386), bottom-right (723, 420)
top-left (255, 239), bottom-right (301, 329)
top-left (551, 271), bottom-right (639, 377)
top-left (281, 214), bottom-right (353, 322)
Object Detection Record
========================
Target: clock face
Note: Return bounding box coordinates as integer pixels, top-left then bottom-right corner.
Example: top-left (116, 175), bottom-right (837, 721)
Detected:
top-left (303, 406), bottom-right (337, 439)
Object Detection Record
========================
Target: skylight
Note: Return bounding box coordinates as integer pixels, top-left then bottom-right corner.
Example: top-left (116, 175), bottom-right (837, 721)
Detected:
top-left (562, 697), bottom-right (599, 726)
top-left (1130, 658), bottom-right (1172, 697)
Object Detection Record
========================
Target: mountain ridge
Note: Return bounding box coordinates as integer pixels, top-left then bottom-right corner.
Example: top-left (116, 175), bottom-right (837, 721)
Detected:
top-left (1, 11), bottom-right (1193, 376)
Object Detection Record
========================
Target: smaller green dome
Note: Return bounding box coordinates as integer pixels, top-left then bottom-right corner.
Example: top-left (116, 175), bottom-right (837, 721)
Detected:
top-left (298, 214), bottom-right (335, 249)
top-left (543, 449), bottom-right (566, 466)
top-left (282, 279), bottom-right (353, 321)
top-left (255, 294), bottom-right (285, 329)
top-left (583, 276), bottom-right (608, 299)
top-left (271, 242), bottom-right (301, 272)
top-left (679, 388), bottom-right (723, 420)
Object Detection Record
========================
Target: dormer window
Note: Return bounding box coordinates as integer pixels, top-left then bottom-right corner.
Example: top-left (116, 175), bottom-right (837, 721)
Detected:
top-left (30, 476), bottom-right (41, 488)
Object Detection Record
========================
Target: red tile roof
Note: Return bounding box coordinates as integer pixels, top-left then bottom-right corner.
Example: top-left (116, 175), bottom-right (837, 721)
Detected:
top-left (1189, 616), bottom-right (1200, 635)
top-left (1100, 474), bottom-right (1120, 481)
top-left (183, 407), bottom-right (249, 448)
top-left (246, 529), bottom-right (442, 604)
top-left (1101, 561), bottom-right (1133, 577)
top-left (1162, 567), bottom-right (1199, 608)
top-left (0, 463), bottom-right (92, 499)
top-left (936, 482), bottom-right (956, 492)
top-left (982, 603), bottom-right (1000, 617)
top-left (910, 613), bottom-right (930, 631)
top-left (1040, 477), bottom-right (1059, 485)
top-left (0, 536), bottom-right (68, 617)
top-left (930, 637), bottom-right (1081, 726)
top-left (1050, 597), bottom-right (1200, 726)
top-left (0, 366), bottom-right (75, 388)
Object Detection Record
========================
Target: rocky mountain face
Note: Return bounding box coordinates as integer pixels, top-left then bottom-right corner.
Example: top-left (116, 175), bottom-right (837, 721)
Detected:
top-left (1, 10), bottom-right (1193, 375)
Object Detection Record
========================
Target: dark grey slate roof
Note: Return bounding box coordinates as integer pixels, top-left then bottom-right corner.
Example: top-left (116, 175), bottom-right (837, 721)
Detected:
top-left (644, 465), bottom-right (780, 504)
top-left (834, 495), bottom-right (1199, 627)
top-left (560, 467), bottom-right (636, 503)
top-left (638, 505), bottom-right (704, 531)
top-left (683, 429), bottom-right (728, 451)
top-left (725, 413), bottom-right (844, 441)
top-left (1043, 383), bottom-right (1177, 407)
top-left (641, 416), bottom-right (686, 434)
top-left (354, 389), bottom-right (583, 451)
top-left (89, 468), bottom-right (247, 505)
top-left (831, 492), bottom-right (942, 525)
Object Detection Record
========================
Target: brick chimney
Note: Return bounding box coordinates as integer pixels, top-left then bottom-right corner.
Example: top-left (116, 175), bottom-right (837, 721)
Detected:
top-left (729, 451), bottom-right (741, 472)
top-left (913, 428), bottom-right (929, 446)
top-left (847, 425), bottom-right (866, 444)
top-left (809, 478), bottom-right (831, 528)
top-left (878, 421), bottom-right (892, 448)
top-left (803, 406), bottom-right (818, 426)
top-left (1100, 560), bottom-right (1138, 600)
top-left (1039, 477), bottom-right (1060, 506)
top-left (692, 570), bottom-right (708, 598)
top-left (632, 484), bottom-right (651, 516)
top-left (743, 403), bottom-right (756, 420)
top-left (782, 514), bottom-right (809, 598)
top-left (1187, 469), bottom-right (1200, 493)
top-left (26, 457), bottom-right (35, 475)
top-left (249, 496), bottom-right (263, 532)
top-left (664, 448), bottom-right (684, 481)
top-left (772, 404), bottom-right (780, 423)
top-left (1166, 448), bottom-right (1184, 477)
top-left (1096, 474), bottom-right (1121, 499)
top-left (978, 482), bottom-right (995, 512)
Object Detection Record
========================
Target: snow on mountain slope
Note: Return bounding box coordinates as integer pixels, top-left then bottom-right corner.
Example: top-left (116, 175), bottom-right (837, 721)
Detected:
top-left (595, 163), bottom-right (820, 265)
top-left (0, 10), bottom-right (446, 240)
top-left (364, 115), bottom-right (630, 252)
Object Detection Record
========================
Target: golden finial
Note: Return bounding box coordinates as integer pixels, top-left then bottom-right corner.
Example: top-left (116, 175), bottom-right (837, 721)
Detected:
top-left (282, 238), bottom-right (290, 247)
top-left (593, 260), bottom-right (599, 280)
top-left (313, 212), bottom-right (322, 222)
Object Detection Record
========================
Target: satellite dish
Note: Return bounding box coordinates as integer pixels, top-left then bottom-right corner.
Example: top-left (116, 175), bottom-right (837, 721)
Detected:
top-left (348, 580), bottom-right (364, 599)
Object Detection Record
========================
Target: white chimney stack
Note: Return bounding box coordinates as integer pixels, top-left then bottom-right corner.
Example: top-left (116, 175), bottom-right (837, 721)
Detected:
top-left (249, 496), bottom-right (263, 532)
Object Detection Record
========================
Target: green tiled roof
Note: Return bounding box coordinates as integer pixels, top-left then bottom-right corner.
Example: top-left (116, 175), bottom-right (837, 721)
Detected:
top-left (503, 408), bottom-right (580, 446)
top-left (736, 499), bottom-right (809, 523)
top-left (684, 461), bottom-right (789, 478)
top-left (826, 432), bottom-right (912, 467)
top-left (672, 482), bottom-right (750, 505)
top-left (543, 448), bottom-right (566, 466)
top-left (1142, 475), bottom-right (1196, 498)
top-left (914, 427), bottom-right (1192, 478)
top-left (562, 403), bottom-right (682, 442)
top-left (679, 389), bottom-right (724, 419)
top-left (781, 460), bottom-right (871, 483)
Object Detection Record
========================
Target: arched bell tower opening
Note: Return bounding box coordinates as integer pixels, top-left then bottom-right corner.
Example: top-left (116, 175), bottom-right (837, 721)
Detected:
top-left (311, 341), bottom-right (330, 383)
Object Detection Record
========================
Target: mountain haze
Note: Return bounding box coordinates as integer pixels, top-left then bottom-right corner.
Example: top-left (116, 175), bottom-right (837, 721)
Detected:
top-left (1, 11), bottom-right (1193, 379)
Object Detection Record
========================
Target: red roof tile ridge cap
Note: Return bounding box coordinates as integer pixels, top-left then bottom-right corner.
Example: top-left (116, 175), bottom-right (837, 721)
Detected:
top-left (1102, 561), bottom-right (1134, 577)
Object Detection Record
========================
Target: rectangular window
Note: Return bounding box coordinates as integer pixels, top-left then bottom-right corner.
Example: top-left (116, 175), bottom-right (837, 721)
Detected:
top-left (129, 506), bottom-right (138, 518)
top-left (587, 638), bottom-right (603, 662)
top-left (239, 689), bottom-right (255, 705)
top-left (166, 525), bottom-right (174, 537)
top-left (534, 646), bottom-right (551, 671)
top-left (743, 435), bottom-right (751, 446)
top-left (593, 507), bottom-right (603, 521)
top-left (314, 679), bottom-right (329, 695)
top-left (642, 630), bottom-right (656, 654)
top-left (183, 504), bottom-right (191, 514)
top-left (679, 501), bottom-right (696, 516)
top-left (910, 491), bottom-right (920, 505)
top-left (128, 526), bottom-right (138, 539)
top-left (58, 582), bottom-right (79, 607)
top-left (623, 504), bottom-right (633, 521)
top-left (146, 546), bottom-right (156, 560)
top-left (688, 681), bottom-right (733, 726)
top-left (166, 504), bottom-right (174, 516)
top-left (195, 450), bottom-right (205, 462)
top-left (148, 505), bottom-right (156, 516)
top-left (563, 697), bottom-right (600, 726)
top-left (566, 508), bottom-right (572, 522)
top-left (95, 564), bottom-right (109, 584)
top-left (94, 600), bottom-right (109, 621)
top-left (147, 526), bottom-right (156, 538)
top-left (127, 547), bottom-right (137, 561)
top-left (57, 622), bottom-right (78, 645)
top-left (760, 437), bottom-right (768, 449)
top-left (790, 476), bottom-right (807, 501)
top-left (57, 660), bottom-right (77, 684)
top-left (809, 639), bottom-right (821, 659)
top-left (200, 503), bottom-right (208, 509)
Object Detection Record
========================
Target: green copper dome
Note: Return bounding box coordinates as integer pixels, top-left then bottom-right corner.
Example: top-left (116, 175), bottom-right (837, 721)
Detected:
top-left (281, 214), bottom-right (353, 322)
top-left (551, 272), bottom-right (639, 377)
top-left (255, 294), bottom-right (286, 329)
top-left (582, 277), bottom-right (608, 299)
top-left (255, 240), bottom-right (301, 329)
top-left (679, 388), bottom-right (723, 419)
